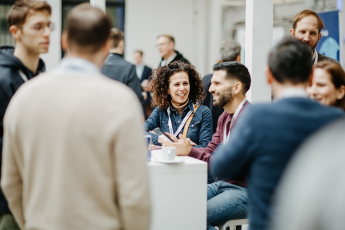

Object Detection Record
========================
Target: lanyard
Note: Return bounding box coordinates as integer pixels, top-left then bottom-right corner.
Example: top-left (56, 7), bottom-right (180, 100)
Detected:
top-left (18, 70), bottom-right (28, 82)
top-left (223, 99), bottom-right (247, 143)
top-left (167, 106), bottom-right (194, 137)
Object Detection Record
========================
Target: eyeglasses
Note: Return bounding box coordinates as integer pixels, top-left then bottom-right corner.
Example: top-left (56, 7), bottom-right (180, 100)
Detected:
top-left (156, 42), bottom-right (168, 48)
top-left (29, 22), bottom-right (55, 34)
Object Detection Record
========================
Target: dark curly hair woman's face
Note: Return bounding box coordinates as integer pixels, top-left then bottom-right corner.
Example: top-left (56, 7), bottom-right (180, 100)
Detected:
top-left (168, 72), bottom-right (190, 106)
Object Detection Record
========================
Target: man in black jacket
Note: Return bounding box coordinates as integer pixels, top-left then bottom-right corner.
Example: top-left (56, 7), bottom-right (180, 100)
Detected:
top-left (0, 1), bottom-right (51, 229)
top-left (157, 34), bottom-right (190, 66)
top-left (203, 39), bottom-right (241, 133)
top-left (102, 28), bottom-right (143, 102)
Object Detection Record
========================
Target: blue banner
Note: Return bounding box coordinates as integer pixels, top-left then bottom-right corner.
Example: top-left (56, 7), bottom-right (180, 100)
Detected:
top-left (316, 11), bottom-right (340, 61)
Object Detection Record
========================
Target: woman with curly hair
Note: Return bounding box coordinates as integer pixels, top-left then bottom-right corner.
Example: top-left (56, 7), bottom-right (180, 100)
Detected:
top-left (144, 61), bottom-right (212, 147)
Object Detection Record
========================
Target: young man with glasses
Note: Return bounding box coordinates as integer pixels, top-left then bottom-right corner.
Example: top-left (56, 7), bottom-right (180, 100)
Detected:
top-left (0, 1), bottom-right (52, 229)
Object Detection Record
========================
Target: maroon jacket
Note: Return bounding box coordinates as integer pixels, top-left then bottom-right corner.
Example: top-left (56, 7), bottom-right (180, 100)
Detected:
top-left (189, 101), bottom-right (250, 187)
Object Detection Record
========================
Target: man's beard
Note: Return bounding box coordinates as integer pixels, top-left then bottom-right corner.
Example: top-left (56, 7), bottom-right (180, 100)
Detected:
top-left (213, 87), bottom-right (233, 108)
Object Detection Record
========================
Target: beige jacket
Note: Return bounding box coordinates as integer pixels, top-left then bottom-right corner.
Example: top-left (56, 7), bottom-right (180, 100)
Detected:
top-left (1, 70), bottom-right (151, 230)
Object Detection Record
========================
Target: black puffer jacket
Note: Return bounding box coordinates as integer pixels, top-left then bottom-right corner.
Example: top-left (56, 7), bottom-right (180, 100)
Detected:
top-left (159, 50), bottom-right (190, 66)
top-left (0, 46), bottom-right (45, 213)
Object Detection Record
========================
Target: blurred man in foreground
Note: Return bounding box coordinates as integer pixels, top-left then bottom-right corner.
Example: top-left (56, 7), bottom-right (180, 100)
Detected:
top-left (1, 4), bottom-right (151, 230)
top-left (102, 28), bottom-right (143, 102)
top-left (157, 34), bottom-right (190, 66)
top-left (290, 9), bottom-right (340, 65)
top-left (0, 0), bottom-right (52, 229)
top-left (210, 37), bottom-right (344, 230)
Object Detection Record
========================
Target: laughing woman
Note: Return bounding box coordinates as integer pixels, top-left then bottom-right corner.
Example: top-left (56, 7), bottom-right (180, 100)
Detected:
top-left (144, 61), bottom-right (212, 147)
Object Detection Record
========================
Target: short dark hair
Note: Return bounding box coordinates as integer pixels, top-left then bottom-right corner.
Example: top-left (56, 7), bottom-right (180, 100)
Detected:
top-left (110, 28), bottom-right (124, 48)
top-left (135, 50), bottom-right (143, 56)
top-left (268, 37), bottom-right (313, 84)
top-left (213, 61), bottom-right (251, 93)
top-left (64, 3), bottom-right (111, 54)
top-left (157, 34), bottom-right (175, 43)
top-left (7, 0), bottom-right (51, 28)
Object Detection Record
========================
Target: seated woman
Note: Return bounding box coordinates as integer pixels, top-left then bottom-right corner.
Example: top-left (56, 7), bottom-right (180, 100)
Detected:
top-left (144, 61), bottom-right (212, 147)
top-left (307, 61), bottom-right (345, 111)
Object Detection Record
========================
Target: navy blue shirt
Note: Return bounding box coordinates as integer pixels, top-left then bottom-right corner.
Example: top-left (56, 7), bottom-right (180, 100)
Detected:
top-left (144, 100), bottom-right (213, 147)
top-left (210, 97), bottom-right (344, 230)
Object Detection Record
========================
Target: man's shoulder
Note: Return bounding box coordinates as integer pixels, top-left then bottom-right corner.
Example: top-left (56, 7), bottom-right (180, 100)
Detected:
top-left (203, 73), bottom-right (213, 82)
top-left (317, 52), bottom-right (341, 65)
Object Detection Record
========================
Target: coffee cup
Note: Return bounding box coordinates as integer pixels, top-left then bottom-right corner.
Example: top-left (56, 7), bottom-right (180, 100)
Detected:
top-left (162, 147), bottom-right (176, 161)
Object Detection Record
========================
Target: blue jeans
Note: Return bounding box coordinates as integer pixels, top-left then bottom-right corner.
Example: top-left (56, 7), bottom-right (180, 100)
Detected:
top-left (207, 181), bottom-right (248, 230)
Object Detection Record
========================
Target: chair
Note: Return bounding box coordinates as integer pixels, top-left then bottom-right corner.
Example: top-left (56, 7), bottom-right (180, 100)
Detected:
top-left (218, 219), bottom-right (248, 230)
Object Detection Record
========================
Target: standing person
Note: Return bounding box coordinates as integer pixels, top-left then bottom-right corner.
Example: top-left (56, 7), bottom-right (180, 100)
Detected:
top-left (203, 39), bottom-right (242, 133)
top-left (290, 9), bottom-right (340, 65)
top-left (102, 28), bottom-right (143, 102)
top-left (157, 34), bottom-right (190, 66)
top-left (307, 61), bottom-right (345, 111)
top-left (1, 4), bottom-right (151, 230)
top-left (210, 37), bottom-right (344, 230)
top-left (0, 1), bottom-right (52, 229)
top-left (144, 61), bottom-right (212, 148)
top-left (159, 62), bottom-right (251, 229)
top-left (134, 50), bottom-right (153, 118)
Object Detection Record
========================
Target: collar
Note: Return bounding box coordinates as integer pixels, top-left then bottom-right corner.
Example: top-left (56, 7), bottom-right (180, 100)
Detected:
top-left (136, 63), bottom-right (145, 69)
top-left (161, 52), bottom-right (177, 66)
top-left (279, 87), bottom-right (309, 99)
top-left (312, 50), bottom-right (318, 65)
top-left (168, 99), bottom-right (194, 114)
top-left (55, 57), bottom-right (100, 74)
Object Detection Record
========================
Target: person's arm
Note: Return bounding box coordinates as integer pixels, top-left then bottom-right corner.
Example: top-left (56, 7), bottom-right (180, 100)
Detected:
top-left (1, 108), bottom-right (25, 229)
top-left (126, 65), bottom-right (144, 102)
top-left (210, 109), bottom-right (256, 181)
top-left (113, 95), bottom-right (151, 230)
top-left (193, 107), bottom-right (213, 148)
top-left (143, 107), bottom-right (160, 145)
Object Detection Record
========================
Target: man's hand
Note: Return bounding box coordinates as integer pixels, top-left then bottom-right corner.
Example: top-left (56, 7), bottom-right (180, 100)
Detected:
top-left (158, 133), bottom-right (193, 156)
top-left (141, 80), bottom-right (151, 92)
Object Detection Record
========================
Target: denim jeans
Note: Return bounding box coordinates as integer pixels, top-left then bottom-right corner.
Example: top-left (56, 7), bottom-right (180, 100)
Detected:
top-left (207, 181), bottom-right (248, 230)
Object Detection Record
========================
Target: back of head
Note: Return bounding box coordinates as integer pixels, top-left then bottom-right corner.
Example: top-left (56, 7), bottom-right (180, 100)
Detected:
top-left (293, 9), bottom-right (324, 33)
top-left (7, 0), bottom-right (51, 28)
top-left (220, 40), bottom-right (241, 62)
top-left (268, 37), bottom-right (313, 84)
top-left (64, 3), bottom-right (111, 54)
top-left (110, 28), bottom-right (124, 48)
top-left (213, 61), bottom-right (251, 94)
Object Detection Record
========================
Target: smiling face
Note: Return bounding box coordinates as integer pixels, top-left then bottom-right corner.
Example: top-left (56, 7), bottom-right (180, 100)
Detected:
top-left (307, 68), bottom-right (344, 106)
top-left (290, 15), bottom-right (321, 51)
top-left (13, 10), bottom-right (52, 55)
top-left (209, 70), bottom-right (235, 108)
top-left (168, 72), bottom-right (190, 106)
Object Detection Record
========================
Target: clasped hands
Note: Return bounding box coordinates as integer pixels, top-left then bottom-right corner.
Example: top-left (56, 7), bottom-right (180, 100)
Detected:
top-left (158, 132), bottom-right (196, 156)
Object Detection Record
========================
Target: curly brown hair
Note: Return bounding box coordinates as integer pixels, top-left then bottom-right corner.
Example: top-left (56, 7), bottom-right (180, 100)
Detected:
top-left (150, 61), bottom-right (204, 109)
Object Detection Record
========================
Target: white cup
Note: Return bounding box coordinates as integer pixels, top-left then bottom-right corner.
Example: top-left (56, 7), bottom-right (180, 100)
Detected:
top-left (162, 147), bottom-right (176, 161)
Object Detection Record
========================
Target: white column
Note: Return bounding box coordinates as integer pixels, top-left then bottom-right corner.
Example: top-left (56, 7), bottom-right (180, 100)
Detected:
top-left (208, 0), bottom-right (223, 73)
top-left (40, 0), bottom-right (62, 71)
top-left (339, 0), bottom-right (345, 67)
top-left (90, 0), bottom-right (106, 13)
top-left (245, 0), bottom-right (273, 103)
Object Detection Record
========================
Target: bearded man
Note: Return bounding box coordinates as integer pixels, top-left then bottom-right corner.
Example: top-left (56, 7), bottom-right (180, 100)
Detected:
top-left (159, 61), bottom-right (251, 230)
top-left (290, 9), bottom-right (340, 65)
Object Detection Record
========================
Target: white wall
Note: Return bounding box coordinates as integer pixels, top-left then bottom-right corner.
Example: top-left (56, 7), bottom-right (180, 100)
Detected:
top-left (125, 0), bottom-right (212, 76)
top-left (40, 0), bottom-right (62, 71)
